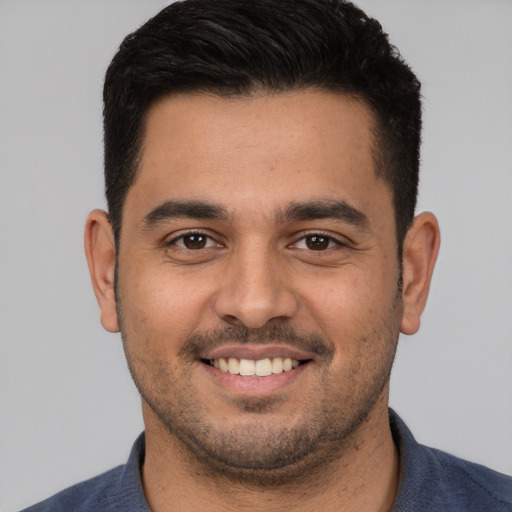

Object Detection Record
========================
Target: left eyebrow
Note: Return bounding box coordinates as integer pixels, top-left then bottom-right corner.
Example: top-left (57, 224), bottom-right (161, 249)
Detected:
top-left (276, 199), bottom-right (371, 230)
top-left (142, 200), bottom-right (230, 228)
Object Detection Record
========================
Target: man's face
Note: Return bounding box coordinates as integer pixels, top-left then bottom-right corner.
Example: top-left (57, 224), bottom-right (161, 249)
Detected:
top-left (115, 91), bottom-right (403, 479)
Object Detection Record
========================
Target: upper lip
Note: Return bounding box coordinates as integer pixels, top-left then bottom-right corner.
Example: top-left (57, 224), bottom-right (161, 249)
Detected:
top-left (202, 344), bottom-right (316, 361)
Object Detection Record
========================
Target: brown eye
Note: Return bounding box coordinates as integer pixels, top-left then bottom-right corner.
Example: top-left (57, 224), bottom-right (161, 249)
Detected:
top-left (181, 234), bottom-right (208, 249)
top-left (305, 235), bottom-right (331, 250)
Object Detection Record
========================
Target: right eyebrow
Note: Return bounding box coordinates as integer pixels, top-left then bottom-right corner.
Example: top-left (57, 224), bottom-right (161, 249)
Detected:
top-left (142, 200), bottom-right (230, 229)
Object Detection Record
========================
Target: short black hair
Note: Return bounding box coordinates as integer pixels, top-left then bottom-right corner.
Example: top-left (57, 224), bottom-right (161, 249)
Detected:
top-left (104, 0), bottom-right (421, 252)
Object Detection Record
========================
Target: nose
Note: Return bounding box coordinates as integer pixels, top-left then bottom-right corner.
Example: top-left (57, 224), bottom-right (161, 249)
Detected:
top-left (213, 245), bottom-right (299, 329)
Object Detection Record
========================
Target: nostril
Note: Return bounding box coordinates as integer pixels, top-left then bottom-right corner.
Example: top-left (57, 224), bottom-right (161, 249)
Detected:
top-left (219, 314), bottom-right (246, 328)
top-left (213, 275), bottom-right (299, 330)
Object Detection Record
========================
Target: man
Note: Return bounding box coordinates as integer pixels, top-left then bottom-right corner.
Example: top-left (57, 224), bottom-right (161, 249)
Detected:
top-left (22, 0), bottom-right (512, 510)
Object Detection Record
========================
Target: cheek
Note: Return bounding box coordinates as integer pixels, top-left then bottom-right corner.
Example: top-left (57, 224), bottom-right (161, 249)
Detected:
top-left (301, 265), bottom-right (389, 332)
top-left (300, 266), bottom-right (401, 375)
top-left (119, 263), bottom-right (214, 347)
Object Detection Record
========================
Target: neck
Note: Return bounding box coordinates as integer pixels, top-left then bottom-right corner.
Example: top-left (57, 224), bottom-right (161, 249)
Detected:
top-left (141, 396), bottom-right (399, 512)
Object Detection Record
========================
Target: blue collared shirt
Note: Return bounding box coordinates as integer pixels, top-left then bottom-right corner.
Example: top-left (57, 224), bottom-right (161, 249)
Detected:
top-left (21, 410), bottom-right (512, 511)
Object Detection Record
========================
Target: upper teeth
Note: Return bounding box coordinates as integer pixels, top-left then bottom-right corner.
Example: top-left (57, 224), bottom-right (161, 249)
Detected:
top-left (211, 357), bottom-right (300, 377)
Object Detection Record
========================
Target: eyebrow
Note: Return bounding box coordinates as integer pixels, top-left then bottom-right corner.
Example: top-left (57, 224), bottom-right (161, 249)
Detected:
top-left (277, 199), bottom-right (370, 230)
top-left (142, 198), bottom-right (370, 231)
top-left (143, 200), bottom-right (230, 228)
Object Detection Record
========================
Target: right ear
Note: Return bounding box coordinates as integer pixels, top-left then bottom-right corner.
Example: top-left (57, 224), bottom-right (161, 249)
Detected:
top-left (84, 209), bottom-right (119, 333)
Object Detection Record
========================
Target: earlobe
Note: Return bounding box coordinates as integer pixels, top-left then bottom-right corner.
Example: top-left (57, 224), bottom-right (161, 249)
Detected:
top-left (400, 212), bottom-right (440, 335)
top-left (84, 209), bottom-right (120, 333)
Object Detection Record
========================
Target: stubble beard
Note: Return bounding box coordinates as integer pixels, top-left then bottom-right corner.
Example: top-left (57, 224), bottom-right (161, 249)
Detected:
top-left (119, 298), bottom-right (402, 487)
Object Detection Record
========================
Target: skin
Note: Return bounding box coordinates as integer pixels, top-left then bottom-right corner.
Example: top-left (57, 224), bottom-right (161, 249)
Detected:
top-left (85, 90), bottom-right (439, 511)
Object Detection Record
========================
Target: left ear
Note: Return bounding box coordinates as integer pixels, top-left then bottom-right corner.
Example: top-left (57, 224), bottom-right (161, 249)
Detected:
top-left (400, 212), bottom-right (440, 335)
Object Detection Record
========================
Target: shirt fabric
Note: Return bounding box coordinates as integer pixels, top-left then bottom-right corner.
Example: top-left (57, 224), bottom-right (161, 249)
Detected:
top-left (21, 410), bottom-right (512, 511)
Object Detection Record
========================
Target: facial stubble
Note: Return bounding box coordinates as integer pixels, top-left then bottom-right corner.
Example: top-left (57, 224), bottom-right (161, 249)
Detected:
top-left (118, 293), bottom-right (402, 487)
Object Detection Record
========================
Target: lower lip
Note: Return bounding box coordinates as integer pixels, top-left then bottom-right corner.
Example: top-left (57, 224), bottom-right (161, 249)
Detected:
top-left (201, 361), bottom-right (310, 396)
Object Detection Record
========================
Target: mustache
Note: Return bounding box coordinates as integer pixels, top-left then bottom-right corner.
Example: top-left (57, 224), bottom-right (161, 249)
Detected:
top-left (179, 324), bottom-right (334, 360)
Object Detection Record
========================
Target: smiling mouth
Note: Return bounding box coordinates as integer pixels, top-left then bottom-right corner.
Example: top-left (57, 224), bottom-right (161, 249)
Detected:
top-left (202, 357), bottom-right (310, 377)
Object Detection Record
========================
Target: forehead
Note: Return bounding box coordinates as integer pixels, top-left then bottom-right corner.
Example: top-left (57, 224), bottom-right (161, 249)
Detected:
top-left (125, 90), bottom-right (392, 227)
top-left (141, 90), bottom-right (376, 169)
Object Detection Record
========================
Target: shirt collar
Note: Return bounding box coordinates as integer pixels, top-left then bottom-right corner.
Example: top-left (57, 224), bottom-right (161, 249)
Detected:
top-left (115, 432), bottom-right (152, 511)
top-left (389, 408), bottom-right (438, 511)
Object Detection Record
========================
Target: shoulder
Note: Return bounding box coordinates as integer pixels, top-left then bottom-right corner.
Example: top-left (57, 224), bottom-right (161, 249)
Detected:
top-left (424, 446), bottom-right (512, 510)
top-left (20, 433), bottom-right (149, 512)
top-left (19, 465), bottom-right (125, 512)
top-left (390, 410), bottom-right (512, 511)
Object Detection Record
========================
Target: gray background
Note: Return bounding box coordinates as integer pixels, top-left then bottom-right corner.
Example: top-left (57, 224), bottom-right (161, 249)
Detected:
top-left (1, 1), bottom-right (511, 511)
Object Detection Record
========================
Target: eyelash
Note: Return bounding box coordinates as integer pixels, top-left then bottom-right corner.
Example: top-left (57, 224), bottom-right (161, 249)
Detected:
top-left (291, 233), bottom-right (342, 251)
top-left (167, 231), bottom-right (221, 250)
top-left (166, 231), bottom-right (344, 252)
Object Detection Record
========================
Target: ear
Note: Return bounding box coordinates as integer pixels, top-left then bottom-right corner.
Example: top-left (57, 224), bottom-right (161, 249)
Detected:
top-left (84, 209), bottom-right (119, 333)
top-left (400, 212), bottom-right (440, 335)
